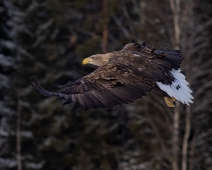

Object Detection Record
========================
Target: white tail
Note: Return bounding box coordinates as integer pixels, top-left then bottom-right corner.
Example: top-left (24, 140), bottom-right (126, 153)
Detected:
top-left (156, 69), bottom-right (194, 105)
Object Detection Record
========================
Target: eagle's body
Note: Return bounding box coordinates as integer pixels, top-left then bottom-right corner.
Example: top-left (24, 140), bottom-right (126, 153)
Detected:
top-left (31, 41), bottom-right (193, 111)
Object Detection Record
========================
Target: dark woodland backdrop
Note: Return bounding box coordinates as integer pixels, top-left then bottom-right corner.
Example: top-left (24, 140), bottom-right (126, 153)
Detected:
top-left (0, 0), bottom-right (212, 170)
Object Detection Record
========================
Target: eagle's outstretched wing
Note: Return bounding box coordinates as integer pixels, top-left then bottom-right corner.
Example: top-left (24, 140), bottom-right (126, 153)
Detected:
top-left (31, 52), bottom-right (176, 111)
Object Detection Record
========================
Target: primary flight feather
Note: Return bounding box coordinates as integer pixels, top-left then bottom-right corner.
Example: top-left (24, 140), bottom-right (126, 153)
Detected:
top-left (31, 40), bottom-right (193, 111)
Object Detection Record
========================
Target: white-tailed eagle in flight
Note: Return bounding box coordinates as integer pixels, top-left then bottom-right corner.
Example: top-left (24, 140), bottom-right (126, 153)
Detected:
top-left (31, 40), bottom-right (193, 111)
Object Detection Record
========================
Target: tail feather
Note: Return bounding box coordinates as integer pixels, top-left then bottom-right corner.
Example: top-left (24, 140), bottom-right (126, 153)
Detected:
top-left (156, 69), bottom-right (193, 106)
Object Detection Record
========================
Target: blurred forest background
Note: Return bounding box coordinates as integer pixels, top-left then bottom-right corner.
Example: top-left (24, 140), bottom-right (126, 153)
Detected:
top-left (0, 0), bottom-right (212, 170)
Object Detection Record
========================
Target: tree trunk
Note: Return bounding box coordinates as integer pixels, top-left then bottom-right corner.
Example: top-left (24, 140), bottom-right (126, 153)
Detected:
top-left (102, 0), bottom-right (108, 53)
top-left (16, 101), bottom-right (22, 170)
top-left (182, 106), bottom-right (191, 170)
top-left (169, 0), bottom-right (180, 48)
top-left (169, 1), bottom-right (181, 170)
top-left (172, 103), bottom-right (180, 170)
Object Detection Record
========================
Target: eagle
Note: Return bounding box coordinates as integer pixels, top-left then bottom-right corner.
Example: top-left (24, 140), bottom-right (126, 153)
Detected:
top-left (31, 40), bottom-right (193, 111)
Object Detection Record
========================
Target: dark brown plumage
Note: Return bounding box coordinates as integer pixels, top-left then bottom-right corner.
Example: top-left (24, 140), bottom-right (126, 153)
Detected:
top-left (31, 40), bottom-right (193, 111)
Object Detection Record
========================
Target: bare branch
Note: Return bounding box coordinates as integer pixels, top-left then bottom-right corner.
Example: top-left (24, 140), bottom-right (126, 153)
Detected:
top-left (112, 15), bottom-right (131, 38)
top-left (195, 80), bottom-right (212, 97)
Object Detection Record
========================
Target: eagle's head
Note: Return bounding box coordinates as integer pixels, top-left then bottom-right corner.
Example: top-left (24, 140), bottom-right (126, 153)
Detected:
top-left (82, 53), bottom-right (112, 66)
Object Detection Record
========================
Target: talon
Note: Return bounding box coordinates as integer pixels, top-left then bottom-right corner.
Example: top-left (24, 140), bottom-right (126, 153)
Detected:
top-left (172, 97), bottom-right (176, 101)
top-left (164, 97), bottom-right (176, 107)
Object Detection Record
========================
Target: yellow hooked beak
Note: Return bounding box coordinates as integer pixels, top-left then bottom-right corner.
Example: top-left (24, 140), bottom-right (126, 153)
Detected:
top-left (82, 58), bottom-right (92, 65)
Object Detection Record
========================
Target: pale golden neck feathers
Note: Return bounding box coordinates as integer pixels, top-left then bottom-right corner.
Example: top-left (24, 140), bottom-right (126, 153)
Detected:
top-left (82, 53), bottom-right (113, 66)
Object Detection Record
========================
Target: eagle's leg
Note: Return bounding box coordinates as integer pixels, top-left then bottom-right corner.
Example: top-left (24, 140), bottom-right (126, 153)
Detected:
top-left (164, 96), bottom-right (176, 107)
top-left (154, 86), bottom-right (176, 107)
